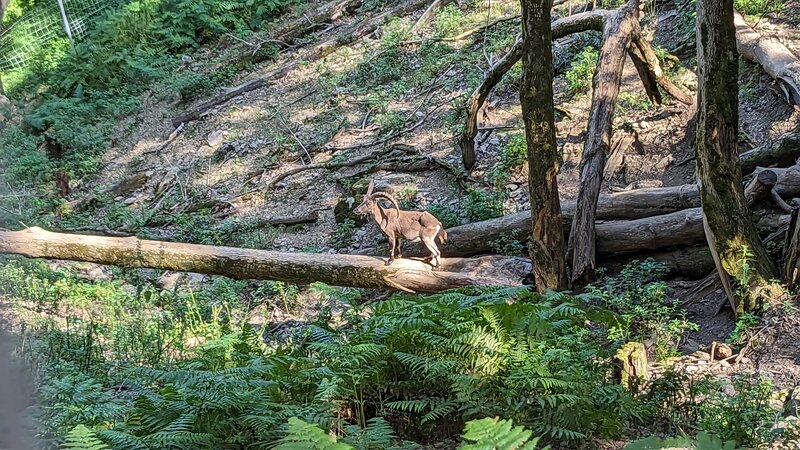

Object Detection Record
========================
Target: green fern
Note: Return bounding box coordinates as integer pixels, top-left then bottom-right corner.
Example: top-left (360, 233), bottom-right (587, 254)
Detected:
top-left (458, 417), bottom-right (549, 450)
top-left (62, 425), bottom-right (109, 450)
top-left (274, 417), bottom-right (354, 450)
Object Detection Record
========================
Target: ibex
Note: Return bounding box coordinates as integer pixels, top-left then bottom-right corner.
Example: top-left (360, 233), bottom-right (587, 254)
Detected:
top-left (354, 180), bottom-right (448, 268)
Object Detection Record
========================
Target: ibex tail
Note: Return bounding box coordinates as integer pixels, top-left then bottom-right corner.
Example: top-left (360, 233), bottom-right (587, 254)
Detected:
top-left (437, 227), bottom-right (448, 244)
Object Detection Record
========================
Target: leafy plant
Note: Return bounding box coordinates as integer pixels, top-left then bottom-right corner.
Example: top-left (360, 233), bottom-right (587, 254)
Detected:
top-left (585, 259), bottom-right (698, 360)
top-left (334, 218), bottom-right (357, 249)
top-left (463, 189), bottom-right (504, 221)
top-left (491, 133), bottom-right (527, 186)
top-left (625, 431), bottom-right (737, 450)
top-left (459, 417), bottom-right (548, 450)
top-left (426, 203), bottom-right (462, 228)
top-left (565, 46), bottom-right (599, 95)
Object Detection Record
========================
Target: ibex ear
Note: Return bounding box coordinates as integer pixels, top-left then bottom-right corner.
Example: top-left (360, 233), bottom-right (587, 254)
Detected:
top-left (366, 179), bottom-right (375, 196)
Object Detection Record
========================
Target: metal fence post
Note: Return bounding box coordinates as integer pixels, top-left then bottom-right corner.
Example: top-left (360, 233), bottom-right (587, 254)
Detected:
top-left (55, 0), bottom-right (74, 50)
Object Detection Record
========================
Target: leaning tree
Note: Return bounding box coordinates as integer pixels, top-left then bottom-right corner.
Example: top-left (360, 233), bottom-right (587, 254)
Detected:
top-left (694, 0), bottom-right (777, 313)
top-left (519, 0), bottom-right (568, 291)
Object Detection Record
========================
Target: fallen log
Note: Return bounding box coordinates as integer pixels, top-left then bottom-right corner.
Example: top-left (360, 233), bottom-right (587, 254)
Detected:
top-left (253, 210), bottom-right (320, 226)
top-left (172, 0), bottom-right (433, 126)
top-left (0, 227), bottom-right (530, 293)
top-left (568, 0), bottom-right (641, 285)
top-left (734, 11), bottom-right (800, 106)
top-left (739, 130), bottom-right (800, 173)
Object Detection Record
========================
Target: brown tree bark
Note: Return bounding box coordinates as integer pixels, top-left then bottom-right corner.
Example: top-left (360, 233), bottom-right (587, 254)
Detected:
top-left (0, 228), bottom-right (530, 293)
top-left (567, 0), bottom-right (641, 286)
top-left (519, 0), bottom-right (568, 291)
top-left (695, 0), bottom-right (776, 313)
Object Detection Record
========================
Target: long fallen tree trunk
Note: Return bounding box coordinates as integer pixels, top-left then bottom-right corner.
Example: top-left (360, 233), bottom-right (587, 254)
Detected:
top-left (734, 11), bottom-right (800, 106)
top-left (432, 130), bottom-right (800, 255)
top-left (0, 228), bottom-right (530, 293)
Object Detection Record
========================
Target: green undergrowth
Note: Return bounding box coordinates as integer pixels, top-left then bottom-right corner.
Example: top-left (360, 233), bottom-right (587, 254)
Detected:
top-left (3, 258), bottom-right (798, 448)
top-left (0, 0), bottom-right (295, 228)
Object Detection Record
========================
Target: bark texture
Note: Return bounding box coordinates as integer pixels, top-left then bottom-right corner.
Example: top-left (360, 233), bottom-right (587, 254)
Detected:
top-left (0, 228), bottom-right (530, 293)
top-left (568, 0), bottom-right (641, 286)
top-left (695, 0), bottom-right (776, 313)
top-left (520, 0), bottom-right (568, 291)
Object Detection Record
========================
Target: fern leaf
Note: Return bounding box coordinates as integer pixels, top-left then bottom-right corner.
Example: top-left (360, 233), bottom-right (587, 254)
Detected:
top-left (275, 417), bottom-right (354, 450)
top-left (62, 425), bottom-right (110, 450)
top-left (458, 417), bottom-right (548, 450)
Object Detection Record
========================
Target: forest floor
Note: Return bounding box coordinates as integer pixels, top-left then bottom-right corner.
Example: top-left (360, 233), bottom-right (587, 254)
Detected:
top-left (2, 0), bottom-right (800, 447)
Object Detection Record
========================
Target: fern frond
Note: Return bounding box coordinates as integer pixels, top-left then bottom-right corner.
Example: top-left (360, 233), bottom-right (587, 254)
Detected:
top-left (63, 425), bottom-right (109, 450)
top-left (458, 417), bottom-right (548, 450)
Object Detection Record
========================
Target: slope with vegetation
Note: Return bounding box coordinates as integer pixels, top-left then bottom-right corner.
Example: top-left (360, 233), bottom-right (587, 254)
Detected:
top-left (1, 0), bottom-right (800, 448)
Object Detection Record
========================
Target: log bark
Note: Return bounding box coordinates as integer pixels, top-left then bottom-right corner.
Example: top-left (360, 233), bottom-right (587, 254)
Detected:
top-left (459, 10), bottom-right (612, 170)
top-left (568, 0), bottom-right (641, 286)
top-left (784, 208), bottom-right (800, 286)
top-left (171, 0), bottom-right (433, 126)
top-left (744, 169), bottom-right (778, 204)
top-left (734, 11), bottom-right (800, 106)
top-left (520, 0), bottom-right (568, 290)
top-left (628, 34), bottom-right (694, 105)
top-left (0, 228), bottom-right (530, 293)
top-left (739, 130), bottom-right (800, 173)
top-left (696, 0), bottom-right (776, 313)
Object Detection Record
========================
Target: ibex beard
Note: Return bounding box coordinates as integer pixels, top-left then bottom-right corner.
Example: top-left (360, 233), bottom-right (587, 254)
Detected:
top-left (354, 179), bottom-right (448, 268)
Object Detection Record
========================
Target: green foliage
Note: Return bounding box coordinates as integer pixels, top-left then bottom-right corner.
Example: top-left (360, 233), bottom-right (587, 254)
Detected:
top-left (0, 0), bottom-right (291, 221)
top-left (728, 312), bottom-right (759, 345)
top-left (488, 232), bottom-right (526, 256)
top-left (459, 417), bottom-right (548, 450)
top-left (491, 134), bottom-right (527, 186)
top-left (565, 47), bottom-right (598, 95)
top-left (695, 374), bottom-right (781, 446)
top-left (585, 260), bottom-right (698, 360)
top-left (735, 0), bottom-right (783, 15)
top-left (334, 217), bottom-right (357, 249)
top-left (463, 189), bottom-right (504, 221)
top-left (426, 203), bottom-right (462, 228)
top-left (275, 417), bottom-right (354, 450)
top-left (618, 92), bottom-right (652, 112)
top-left (63, 425), bottom-right (110, 450)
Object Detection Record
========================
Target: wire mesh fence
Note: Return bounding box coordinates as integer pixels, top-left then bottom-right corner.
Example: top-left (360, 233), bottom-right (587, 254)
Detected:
top-left (0, 0), bottom-right (117, 71)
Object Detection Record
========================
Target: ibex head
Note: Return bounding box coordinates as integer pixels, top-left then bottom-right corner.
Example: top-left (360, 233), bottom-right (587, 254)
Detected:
top-left (354, 179), bottom-right (377, 216)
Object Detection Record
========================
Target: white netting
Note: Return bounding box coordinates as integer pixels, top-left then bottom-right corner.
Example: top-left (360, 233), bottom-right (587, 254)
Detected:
top-left (0, 0), bottom-right (117, 71)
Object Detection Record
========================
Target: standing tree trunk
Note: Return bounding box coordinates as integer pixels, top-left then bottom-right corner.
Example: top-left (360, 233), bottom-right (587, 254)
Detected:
top-left (519, 0), bottom-right (567, 290)
top-left (695, 0), bottom-right (776, 313)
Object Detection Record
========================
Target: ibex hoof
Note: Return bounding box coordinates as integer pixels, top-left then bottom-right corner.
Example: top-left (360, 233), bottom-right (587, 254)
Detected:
top-left (385, 259), bottom-right (394, 266)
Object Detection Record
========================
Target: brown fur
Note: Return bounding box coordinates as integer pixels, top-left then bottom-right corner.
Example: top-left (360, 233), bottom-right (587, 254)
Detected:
top-left (354, 180), bottom-right (448, 268)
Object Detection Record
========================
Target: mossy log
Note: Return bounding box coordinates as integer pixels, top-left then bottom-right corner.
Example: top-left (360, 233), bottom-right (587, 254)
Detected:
top-left (0, 227), bottom-right (531, 293)
top-left (615, 342), bottom-right (649, 392)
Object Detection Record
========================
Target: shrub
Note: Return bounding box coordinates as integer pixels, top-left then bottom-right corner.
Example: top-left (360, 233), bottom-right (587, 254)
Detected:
top-left (565, 47), bottom-right (599, 95)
